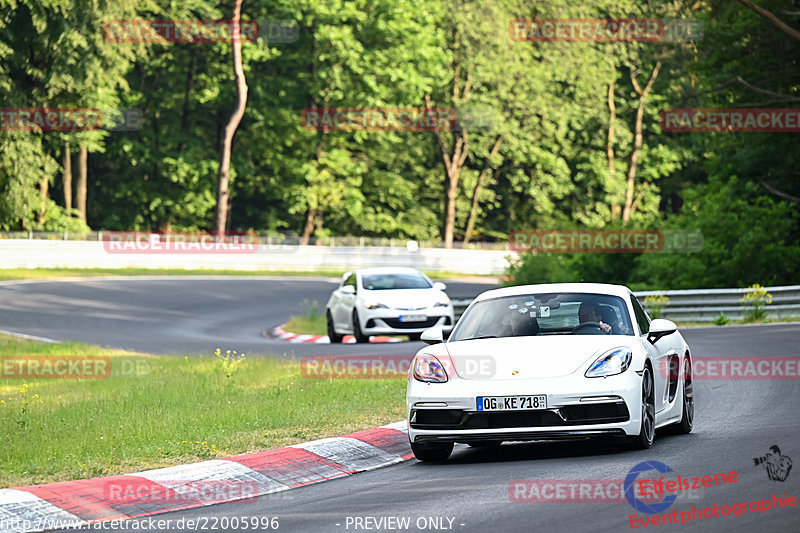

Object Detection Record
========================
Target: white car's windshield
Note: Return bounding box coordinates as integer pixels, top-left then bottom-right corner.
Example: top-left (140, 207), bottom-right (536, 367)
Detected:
top-left (450, 292), bottom-right (634, 341)
top-left (362, 273), bottom-right (432, 290)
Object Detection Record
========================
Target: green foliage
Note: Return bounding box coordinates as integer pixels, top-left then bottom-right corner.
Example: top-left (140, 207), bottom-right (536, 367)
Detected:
top-left (631, 177), bottom-right (800, 289)
top-left (741, 283), bottom-right (772, 322)
top-left (213, 348), bottom-right (246, 380)
top-left (298, 299), bottom-right (321, 319)
top-left (643, 294), bottom-right (670, 319)
top-left (285, 299), bottom-right (327, 335)
top-left (714, 312), bottom-right (729, 326)
top-left (1, 383), bottom-right (44, 428)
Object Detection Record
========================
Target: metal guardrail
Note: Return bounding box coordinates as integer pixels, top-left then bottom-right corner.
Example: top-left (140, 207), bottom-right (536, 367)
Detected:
top-left (450, 285), bottom-right (800, 324)
top-left (636, 285), bottom-right (800, 322)
top-left (452, 299), bottom-right (473, 322)
top-left (0, 240), bottom-right (513, 275)
top-left (0, 232), bottom-right (509, 250)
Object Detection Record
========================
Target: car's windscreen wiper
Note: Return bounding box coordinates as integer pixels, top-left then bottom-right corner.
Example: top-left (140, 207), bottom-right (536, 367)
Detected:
top-left (461, 335), bottom-right (498, 340)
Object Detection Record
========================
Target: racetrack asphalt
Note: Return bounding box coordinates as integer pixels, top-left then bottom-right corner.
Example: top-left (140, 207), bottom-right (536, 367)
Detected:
top-left (0, 277), bottom-right (493, 357)
top-left (1, 277), bottom-right (798, 533)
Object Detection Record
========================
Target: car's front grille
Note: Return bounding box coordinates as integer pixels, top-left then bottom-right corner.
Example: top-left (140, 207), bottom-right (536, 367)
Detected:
top-left (559, 402), bottom-right (630, 423)
top-left (382, 317), bottom-right (442, 329)
top-left (409, 401), bottom-right (629, 430)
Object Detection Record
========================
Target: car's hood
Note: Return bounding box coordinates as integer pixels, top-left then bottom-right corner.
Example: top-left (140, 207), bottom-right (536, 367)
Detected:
top-left (440, 335), bottom-right (636, 380)
top-left (360, 289), bottom-right (445, 309)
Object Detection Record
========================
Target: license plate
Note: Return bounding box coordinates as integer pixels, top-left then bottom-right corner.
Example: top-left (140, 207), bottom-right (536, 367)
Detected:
top-left (476, 395), bottom-right (547, 411)
top-left (399, 314), bottom-right (426, 322)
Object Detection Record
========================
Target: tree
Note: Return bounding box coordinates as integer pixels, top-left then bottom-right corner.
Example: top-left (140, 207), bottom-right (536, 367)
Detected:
top-left (215, 0), bottom-right (249, 234)
top-left (622, 61), bottom-right (661, 222)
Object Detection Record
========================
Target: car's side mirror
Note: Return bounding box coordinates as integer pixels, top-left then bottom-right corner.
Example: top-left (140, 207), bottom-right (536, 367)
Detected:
top-left (433, 281), bottom-right (447, 291)
top-left (647, 318), bottom-right (677, 344)
top-left (341, 285), bottom-right (356, 295)
top-left (420, 326), bottom-right (444, 345)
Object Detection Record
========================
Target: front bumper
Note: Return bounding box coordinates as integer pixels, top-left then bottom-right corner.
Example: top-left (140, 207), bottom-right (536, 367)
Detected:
top-left (360, 308), bottom-right (454, 335)
top-left (406, 370), bottom-right (641, 443)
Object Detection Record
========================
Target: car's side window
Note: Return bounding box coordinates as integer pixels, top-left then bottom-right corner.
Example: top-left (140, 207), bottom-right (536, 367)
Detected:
top-left (630, 296), bottom-right (650, 334)
top-left (344, 274), bottom-right (357, 292)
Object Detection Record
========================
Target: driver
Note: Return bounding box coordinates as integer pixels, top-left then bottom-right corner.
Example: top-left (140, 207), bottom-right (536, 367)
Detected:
top-left (577, 301), bottom-right (612, 334)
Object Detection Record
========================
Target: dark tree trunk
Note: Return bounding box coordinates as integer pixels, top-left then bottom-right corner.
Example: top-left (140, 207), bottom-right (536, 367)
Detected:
top-left (215, 0), bottom-right (249, 234)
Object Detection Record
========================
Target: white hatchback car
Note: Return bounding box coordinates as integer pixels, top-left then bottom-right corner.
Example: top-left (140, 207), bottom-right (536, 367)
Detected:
top-left (325, 267), bottom-right (455, 343)
top-left (406, 283), bottom-right (694, 461)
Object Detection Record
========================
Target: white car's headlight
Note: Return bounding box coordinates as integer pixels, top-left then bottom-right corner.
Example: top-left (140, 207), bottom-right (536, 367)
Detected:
top-left (363, 298), bottom-right (389, 309)
top-left (433, 296), bottom-right (450, 307)
top-left (585, 347), bottom-right (632, 378)
top-left (412, 354), bottom-right (448, 383)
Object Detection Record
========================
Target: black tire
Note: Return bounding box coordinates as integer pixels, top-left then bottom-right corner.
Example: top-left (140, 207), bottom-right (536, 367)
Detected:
top-left (411, 441), bottom-right (453, 462)
top-left (627, 364), bottom-right (655, 450)
top-left (326, 311), bottom-right (343, 343)
top-left (664, 358), bottom-right (693, 435)
top-left (467, 440), bottom-right (503, 448)
top-left (352, 309), bottom-right (369, 343)
top-left (407, 332), bottom-right (422, 341)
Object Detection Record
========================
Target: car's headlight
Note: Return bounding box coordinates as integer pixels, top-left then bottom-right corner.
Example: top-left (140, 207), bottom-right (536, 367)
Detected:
top-left (363, 298), bottom-right (389, 309)
top-left (585, 347), bottom-right (632, 378)
top-left (412, 354), bottom-right (448, 383)
top-left (433, 296), bottom-right (450, 308)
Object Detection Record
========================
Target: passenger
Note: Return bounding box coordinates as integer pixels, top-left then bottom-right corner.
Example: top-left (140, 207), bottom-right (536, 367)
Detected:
top-left (508, 310), bottom-right (540, 337)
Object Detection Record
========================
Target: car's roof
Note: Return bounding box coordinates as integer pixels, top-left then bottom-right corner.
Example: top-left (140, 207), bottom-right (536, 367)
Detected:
top-left (355, 267), bottom-right (425, 276)
top-left (473, 283), bottom-right (633, 303)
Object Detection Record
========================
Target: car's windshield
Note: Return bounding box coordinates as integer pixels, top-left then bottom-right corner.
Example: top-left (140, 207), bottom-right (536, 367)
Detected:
top-left (361, 273), bottom-right (432, 290)
top-left (450, 292), bottom-right (634, 341)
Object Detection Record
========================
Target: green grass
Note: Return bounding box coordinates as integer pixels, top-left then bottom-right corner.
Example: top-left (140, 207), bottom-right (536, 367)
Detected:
top-left (0, 335), bottom-right (406, 488)
top-left (0, 267), bottom-right (496, 282)
top-left (284, 299), bottom-right (328, 336)
top-left (284, 314), bottom-right (328, 336)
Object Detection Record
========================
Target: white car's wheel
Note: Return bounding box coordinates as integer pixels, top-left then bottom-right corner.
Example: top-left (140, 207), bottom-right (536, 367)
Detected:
top-left (326, 311), bottom-right (343, 344)
top-left (352, 309), bottom-right (369, 343)
top-left (665, 358), bottom-right (693, 434)
top-left (628, 364), bottom-right (655, 449)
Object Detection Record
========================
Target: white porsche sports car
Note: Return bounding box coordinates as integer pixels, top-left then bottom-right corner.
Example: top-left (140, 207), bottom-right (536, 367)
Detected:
top-left (406, 283), bottom-right (694, 461)
top-left (325, 267), bottom-right (455, 342)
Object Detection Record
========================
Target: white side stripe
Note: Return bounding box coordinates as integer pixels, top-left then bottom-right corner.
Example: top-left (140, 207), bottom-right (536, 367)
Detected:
top-left (0, 489), bottom-right (84, 533)
top-left (131, 460), bottom-right (289, 499)
top-left (291, 438), bottom-right (403, 473)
